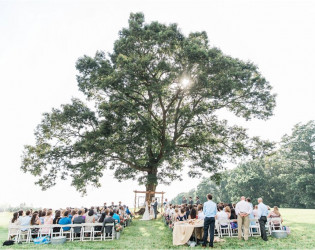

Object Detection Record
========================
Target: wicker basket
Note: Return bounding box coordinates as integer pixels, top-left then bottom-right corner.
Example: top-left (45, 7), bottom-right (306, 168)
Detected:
top-left (51, 236), bottom-right (67, 244)
top-left (271, 230), bottom-right (288, 239)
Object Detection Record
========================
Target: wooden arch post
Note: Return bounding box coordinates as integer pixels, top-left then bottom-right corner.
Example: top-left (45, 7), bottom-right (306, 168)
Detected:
top-left (133, 190), bottom-right (166, 213)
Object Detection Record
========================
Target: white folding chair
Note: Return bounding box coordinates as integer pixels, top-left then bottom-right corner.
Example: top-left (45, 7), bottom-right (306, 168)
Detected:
top-left (72, 224), bottom-right (83, 241)
top-left (249, 218), bottom-right (261, 236)
top-left (229, 220), bottom-right (239, 237)
top-left (60, 224), bottom-right (73, 241)
top-left (7, 224), bottom-right (20, 242)
top-left (270, 218), bottom-right (283, 231)
top-left (266, 218), bottom-right (272, 235)
top-left (50, 225), bottom-right (62, 239)
top-left (92, 223), bottom-right (104, 241)
top-left (17, 228), bottom-right (30, 243)
top-left (81, 223), bottom-right (94, 241)
top-left (28, 225), bottom-right (40, 242)
top-left (103, 223), bottom-right (115, 241)
top-left (218, 218), bottom-right (230, 237)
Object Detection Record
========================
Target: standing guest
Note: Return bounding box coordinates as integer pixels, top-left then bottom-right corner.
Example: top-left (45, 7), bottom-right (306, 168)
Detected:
top-left (235, 196), bottom-right (252, 241)
top-left (202, 194), bottom-right (217, 248)
top-left (197, 205), bottom-right (205, 220)
top-left (41, 210), bottom-right (53, 235)
top-left (257, 198), bottom-right (268, 241)
top-left (188, 197), bottom-right (193, 206)
top-left (185, 206), bottom-right (190, 218)
top-left (196, 197), bottom-right (201, 205)
top-left (153, 198), bottom-right (158, 219)
top-left (104, 203), bottom-right (107, 209)
top-left (59, 211), bottom-right (72, 232)
top-left (9, 212), bottom-right (19, 239)
top-left (182, 196), bottom-right (187, 205)
top-left (53, 210), bottom-right (61, 233)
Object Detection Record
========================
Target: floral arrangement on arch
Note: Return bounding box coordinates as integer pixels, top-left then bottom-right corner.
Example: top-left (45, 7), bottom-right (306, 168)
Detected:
top-left (115, 224), bottom-right (123, 232)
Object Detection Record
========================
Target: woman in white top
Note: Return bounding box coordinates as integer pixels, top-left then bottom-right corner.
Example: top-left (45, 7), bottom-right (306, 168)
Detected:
top-left (85, 209), bottom-right (95, 231)
top-left (216, 206), bottom-right (229, 226)
top-left (9, 212), bottom-right (20, 239)
top-left (197, 205), bottom-right (205, 220)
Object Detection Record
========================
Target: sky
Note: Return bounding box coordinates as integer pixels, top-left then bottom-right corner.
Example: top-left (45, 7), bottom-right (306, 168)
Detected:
top-left (0, 0), bottom-right (314, 209)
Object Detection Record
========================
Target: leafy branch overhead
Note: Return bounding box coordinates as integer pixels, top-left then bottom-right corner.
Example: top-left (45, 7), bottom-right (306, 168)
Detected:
top-left (21, 12), bottom-right (276, 195)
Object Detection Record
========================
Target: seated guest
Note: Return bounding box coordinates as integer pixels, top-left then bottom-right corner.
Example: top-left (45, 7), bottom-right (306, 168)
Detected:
top-left (224, 206), bottom-right (231, 219)
top-left (85, 209), bottom-right (96, 231)
top-left (176, 208), bottom-right (187, 222)
top-left (101, 211), bottom-right (116, 236)
top-left (53, 210), bottom-right (61, 232)
top-left (19, 210), bottom-right (32, 232)
top-left (112, 209), bottom-right (120, 223)
top-left (71, 209), bottom-right (78, 222)
top-left (30, 213), bottom-right (41, 237)
top-left (197, 205), bottom-right (205, 220)
top-left (253, 205), bottom-right (259, 218)
top-left (73, 210), bottom-right (85, 236)
top-left (268, 206), bottom-right (283, 229)
top-left (189, 208), bottom-right (197, 219)
top-left (39, 211), bottom-right (46, 225)
top-left (59, 211), bottom-right (72, 231)
top-left (216, 206), bottom-right (228, 227)
top-left (9, 212), bottom-right (20, 239)
top-left (41, 210), bottom-right (53, 235)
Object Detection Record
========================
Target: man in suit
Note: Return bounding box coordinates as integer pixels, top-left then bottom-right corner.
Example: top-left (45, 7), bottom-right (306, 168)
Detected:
top-left (101, 211), bottom-right (116, 236)
top-left (196, 197), bottom-right (201, 205)
top-left (153, 198), bottom-right (158, 219)
top-left (182, 196), bottom-right (187, 204)
top-left (189, 197), bottom-right (194, 206)
top-left (73, 210), bottom-right (85, 236)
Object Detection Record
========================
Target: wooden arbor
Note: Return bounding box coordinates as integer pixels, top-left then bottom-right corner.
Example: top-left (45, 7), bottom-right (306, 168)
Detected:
top-left (133, 190), bottom-right (165, 213)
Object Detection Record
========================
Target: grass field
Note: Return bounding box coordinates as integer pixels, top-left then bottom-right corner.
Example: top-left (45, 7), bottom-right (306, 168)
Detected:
top-left (1, 208), bottom-right (314, 249)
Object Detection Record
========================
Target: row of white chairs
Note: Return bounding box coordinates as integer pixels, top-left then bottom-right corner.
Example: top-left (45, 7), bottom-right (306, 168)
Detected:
top-left (8, 223), bottom-right (116, 243)
top-left (216, 218), bottom-right (282, 238)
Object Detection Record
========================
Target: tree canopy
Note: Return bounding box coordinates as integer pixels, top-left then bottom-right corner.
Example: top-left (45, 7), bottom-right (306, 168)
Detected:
top-left (171, 121), bottom-right (315, 208)
top-left (21, 13), bottom-right (276, 199)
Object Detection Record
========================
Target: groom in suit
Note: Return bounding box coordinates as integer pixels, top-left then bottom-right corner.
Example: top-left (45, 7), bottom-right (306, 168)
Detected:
top-left (153, 198), bottom-right (158, 219)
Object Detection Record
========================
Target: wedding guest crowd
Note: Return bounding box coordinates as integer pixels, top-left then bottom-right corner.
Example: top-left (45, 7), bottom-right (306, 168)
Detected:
top-left (9, 202), bottom-right (134, 240)
top-left (163, 195), bottom-right (284, 246)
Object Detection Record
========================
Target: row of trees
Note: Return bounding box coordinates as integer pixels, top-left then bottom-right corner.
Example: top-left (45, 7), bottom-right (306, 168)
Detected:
top-left (171, 121), bottom-right (315, 209)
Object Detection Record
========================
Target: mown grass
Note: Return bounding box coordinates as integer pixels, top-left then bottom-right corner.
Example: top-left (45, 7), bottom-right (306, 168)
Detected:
top-left (1, 208), bottom-right (314, 249)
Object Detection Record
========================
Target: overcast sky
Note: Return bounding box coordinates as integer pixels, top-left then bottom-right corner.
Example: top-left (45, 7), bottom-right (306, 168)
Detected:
top-left (0, 0), bottom-right (314, 209)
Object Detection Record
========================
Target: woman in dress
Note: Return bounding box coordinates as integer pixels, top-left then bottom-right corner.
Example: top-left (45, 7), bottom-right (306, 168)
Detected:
top-left (9, 212), bottom-right (19, 240)
top-left (176, 208), bottom-right (187, 222)
top-left (268, 206), bottom-right (283, 229)
top-left (141, 201), bottom-right (151, 220)
top-left (53, 210), bottom-right (61, 233)
top-left (85, 209), bottom-right (95, 232)
top-left (41, 210), bottom-right (53, 235)
top-left (30, 213), bottom-right (41, 238)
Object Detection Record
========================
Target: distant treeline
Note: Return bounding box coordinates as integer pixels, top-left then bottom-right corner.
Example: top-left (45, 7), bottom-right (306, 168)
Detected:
top-left (171, 121), bottom-right (315, 209)
top-left (0, 203), bottom-right (41, 212)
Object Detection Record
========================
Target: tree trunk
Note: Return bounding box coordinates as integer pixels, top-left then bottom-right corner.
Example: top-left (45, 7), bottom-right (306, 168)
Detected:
top-left (145, 182), bottom-right (157, 203)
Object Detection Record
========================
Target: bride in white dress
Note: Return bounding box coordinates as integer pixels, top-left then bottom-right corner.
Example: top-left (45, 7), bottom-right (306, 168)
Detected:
top-left (141, 201), bottom-right (151, 220)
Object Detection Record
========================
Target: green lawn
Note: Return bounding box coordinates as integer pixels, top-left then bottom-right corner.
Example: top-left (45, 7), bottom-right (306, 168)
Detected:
top-left (1, 208), bottom-right (314, 249)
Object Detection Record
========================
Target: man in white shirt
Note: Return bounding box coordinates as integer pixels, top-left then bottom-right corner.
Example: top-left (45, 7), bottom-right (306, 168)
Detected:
top-left (235, 196), bottom-right (252, 240)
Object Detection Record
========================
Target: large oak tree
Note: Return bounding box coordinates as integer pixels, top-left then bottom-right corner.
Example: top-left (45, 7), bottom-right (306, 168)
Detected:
top-left (22, 13), bottom-right (276, 201)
